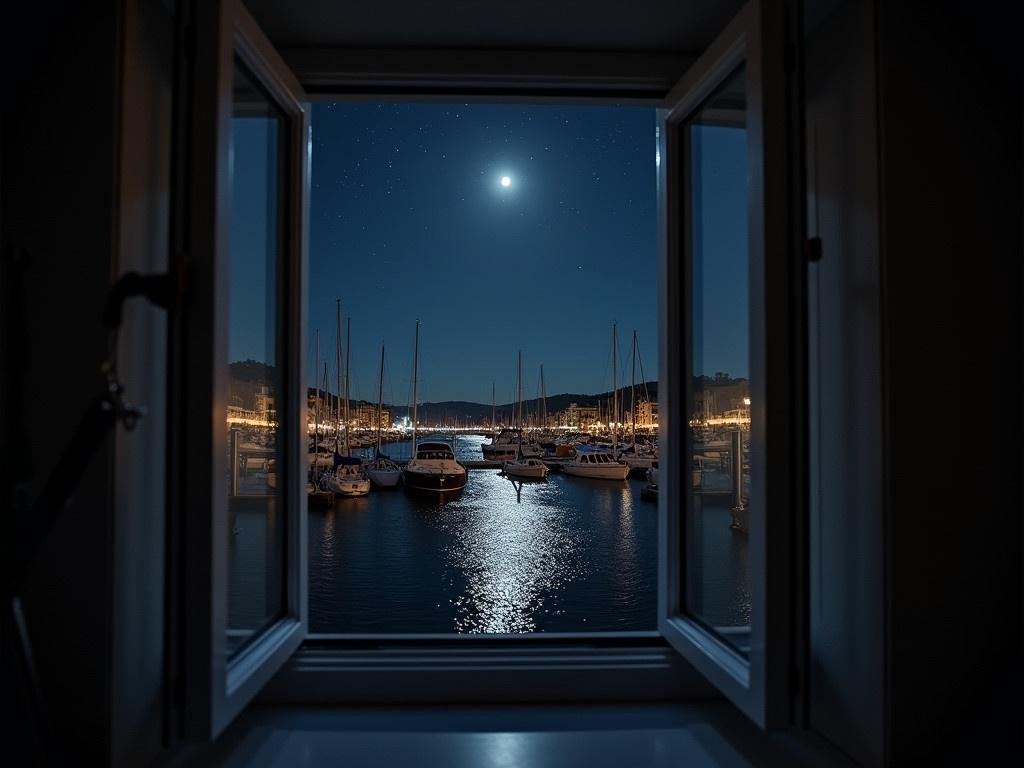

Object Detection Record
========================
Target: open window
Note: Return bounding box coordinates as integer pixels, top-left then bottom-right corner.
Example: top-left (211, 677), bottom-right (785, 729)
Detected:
top-left (168, 0), bottom-right (799, 740)
top-left (658, 0), bottom-right (798, 728)
top-left (172, 0), bottom-right (309, 739)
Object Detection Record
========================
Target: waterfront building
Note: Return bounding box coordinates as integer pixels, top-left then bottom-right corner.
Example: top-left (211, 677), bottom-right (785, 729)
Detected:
top-left (559, 402), bottom-right (599, 428)
top-left (635, 399), bottom-right (658, 427)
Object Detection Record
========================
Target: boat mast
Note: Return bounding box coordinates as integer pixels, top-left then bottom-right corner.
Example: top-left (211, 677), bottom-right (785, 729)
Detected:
top-left (335, 299), bottom-right (342, 450)
top-left (517, 350), bottom-right (523, 458)
top-left (491, 382), bottom-right (495, 433)
top-left (612, 322), bottom-right (618, 460)
top-left (411, 320), bottom-right (420, 451)
top-left (376, 345), bottom-right (385, 456)
top-left (344, 316), bottom-right (351, 457)
top-left (322, 363), bottom-right (329, 478)
top-left (540, 364), bottom-right (547, 430)
top-left (631, 330), bottom-right (637, 452)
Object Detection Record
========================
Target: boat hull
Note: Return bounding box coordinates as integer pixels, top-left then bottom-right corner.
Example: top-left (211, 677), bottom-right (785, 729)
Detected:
top-left (402, 468), bottom-right (468, 493)
top-left (563, 463), bottom-right (630, 480)
top-left (503, 460), bottom-right (549, 479)
top-left (367, 468), bottom-right (401, 487)
top-left (332, 479), bottom-right (370, 497)
top-left (481, 444), bottom-right (517, 459)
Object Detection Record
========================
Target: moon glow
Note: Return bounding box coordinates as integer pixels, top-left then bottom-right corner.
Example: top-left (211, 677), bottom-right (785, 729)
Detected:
top-left (500, 175), bottom-right (511, 188)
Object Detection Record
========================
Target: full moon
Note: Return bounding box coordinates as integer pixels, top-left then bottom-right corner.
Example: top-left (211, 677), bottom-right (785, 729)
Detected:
top-left (500, 176), bottom-right (511, 188)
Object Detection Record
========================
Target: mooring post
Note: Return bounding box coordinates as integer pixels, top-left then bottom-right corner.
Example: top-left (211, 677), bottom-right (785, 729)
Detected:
top-left (231, 427), bottom-right (240, 497)
top-left (730, 429), bottom-right (748, 532)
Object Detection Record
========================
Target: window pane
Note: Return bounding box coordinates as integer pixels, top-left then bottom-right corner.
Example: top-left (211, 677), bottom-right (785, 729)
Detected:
top-left (226, 59), bottom-right (287, 657)
top-left (683, 66), bottom-right (752, 656)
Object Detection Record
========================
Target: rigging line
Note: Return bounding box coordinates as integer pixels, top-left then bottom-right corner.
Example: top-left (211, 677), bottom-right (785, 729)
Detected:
top-left (636, 336), bottom-right (651, 404)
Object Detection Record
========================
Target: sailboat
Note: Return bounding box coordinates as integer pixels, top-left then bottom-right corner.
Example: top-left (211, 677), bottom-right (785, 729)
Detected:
top-left (366, 344), bottom-right (401, 487)
top-left (401, 320), bottom-right (468, 494)
top-left (323, 311), bottom-right (371, 497)
top-left (308, 330), bottom-right (335, 509)
top-left (503, 350), bottom-right (549, 479)
top-left (481, 378), bottom-right (520, 461)
top-left (565, 323), bottom-right (629, 481)
top-left (621, 330), bottom-right (657, 476)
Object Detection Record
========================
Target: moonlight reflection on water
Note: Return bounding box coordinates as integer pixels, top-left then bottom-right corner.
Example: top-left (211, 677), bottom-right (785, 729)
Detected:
top-left (422, 472), bottom-right (589, 633)
top-left (301, 436), bottom-right (660, 633)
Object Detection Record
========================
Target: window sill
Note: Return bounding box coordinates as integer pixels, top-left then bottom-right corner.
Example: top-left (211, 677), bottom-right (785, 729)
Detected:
top-left (188, 701), bottom-right (854, 768)
top-left (258, 636), bottom-right (719, 705)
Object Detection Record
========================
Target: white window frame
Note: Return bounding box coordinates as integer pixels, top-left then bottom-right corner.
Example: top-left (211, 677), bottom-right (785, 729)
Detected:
top-left (175, 0), bottom-right (310, 740)
top-left (658, 0), bottom-right (798, 729)
top-left (171, 0), bottom-right (801, 736)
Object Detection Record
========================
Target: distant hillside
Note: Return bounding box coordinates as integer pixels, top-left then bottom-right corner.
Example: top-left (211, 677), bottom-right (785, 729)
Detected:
top-left (385, 381), bottom-right (659, 424)
top-left (231, 359), bottom-right (664, 424)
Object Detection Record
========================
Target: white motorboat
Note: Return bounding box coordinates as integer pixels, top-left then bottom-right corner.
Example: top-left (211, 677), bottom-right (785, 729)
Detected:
top-left (481, 427), bottom-right (522, 460)
top-left (503, 457), bottom-right (549, 479)
top-left (563, 446), bottom-right (630, 480)
top-left (401, 322), bottom-right (468, 494)
top-left (403, 439), bottom-right (468, 493)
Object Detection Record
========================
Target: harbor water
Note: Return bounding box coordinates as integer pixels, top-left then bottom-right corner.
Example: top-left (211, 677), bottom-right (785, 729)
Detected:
top-left (230, 434), bottom-right (750, 636)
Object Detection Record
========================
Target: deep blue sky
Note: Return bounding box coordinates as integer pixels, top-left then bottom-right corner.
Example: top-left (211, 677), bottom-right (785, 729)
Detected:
top-left (691, 123), bottom-right (749, 380)
top-left (229, 102), bottom-right (749, 404)
top-left (308, 102), bottom-right (658, 406)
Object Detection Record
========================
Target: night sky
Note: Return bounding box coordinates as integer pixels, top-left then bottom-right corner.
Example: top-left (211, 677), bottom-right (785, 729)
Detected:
top-left (309, 102), bottom-right (658, 406)
top-left (230, 101), bottom-right (748, 405)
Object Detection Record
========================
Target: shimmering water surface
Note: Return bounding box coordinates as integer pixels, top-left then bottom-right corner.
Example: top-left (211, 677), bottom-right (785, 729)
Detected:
top-left (309, 434), bottom-right (656, 633)
top-left (231, 434), bottom-right (750, 635)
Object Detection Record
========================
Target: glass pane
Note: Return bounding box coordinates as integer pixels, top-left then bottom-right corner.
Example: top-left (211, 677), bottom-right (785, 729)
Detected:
top-left (226, 59), bottom-right (287, 658)
top-left (683, 66), bottom-right (752, 656)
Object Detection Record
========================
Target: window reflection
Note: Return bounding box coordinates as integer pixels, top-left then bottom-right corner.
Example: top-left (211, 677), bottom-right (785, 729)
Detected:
top-left (226, 59), bottom-right (288, 657)
top-left (682, 66), bottom-right (753, 655)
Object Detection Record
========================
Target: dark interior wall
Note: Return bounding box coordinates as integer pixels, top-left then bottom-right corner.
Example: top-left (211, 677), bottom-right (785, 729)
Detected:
top-left (2, 2), bottom-right (122, 763)
top-left (109, 0), bottom-right (174, 765)
top-left (876, 2), bottom-right (1023, 763)
top-left (803, 0), bottom-right (885, 764)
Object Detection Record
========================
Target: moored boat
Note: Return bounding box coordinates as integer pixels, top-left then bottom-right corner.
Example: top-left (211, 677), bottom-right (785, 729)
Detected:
top-left (501, 351), bottom-right (549, 480)
top-left (367, 344), bottom-right (401, 487)
top-left (324, 455), bottom-right (370, 497)
top-left (367, 456), bottom-right (401, 487)
top-left (503, 457), bottom-right (549, 479)
top-left (481, 427), bottom-right (521, 460)
top-left (403, 439), bottom-right (468, 493)
top-left (563, 445), bottom-right (630, 480)
top-left (401, 321), bottom-right (467, 494)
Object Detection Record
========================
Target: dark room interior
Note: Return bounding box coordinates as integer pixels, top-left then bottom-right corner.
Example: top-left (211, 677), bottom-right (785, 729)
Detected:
top-left (2, 1), bottom-right (1021, 766)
